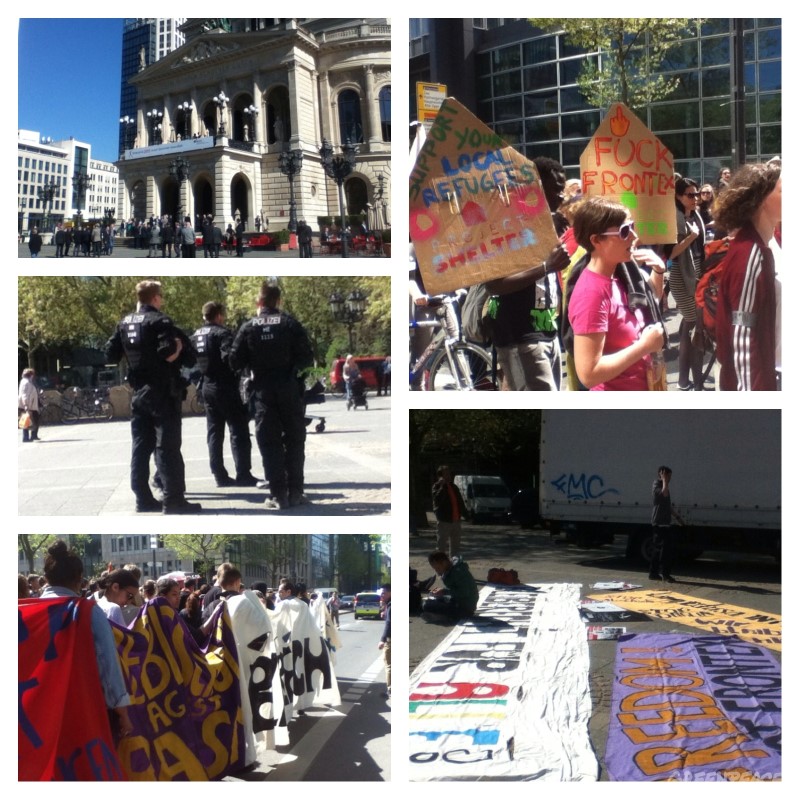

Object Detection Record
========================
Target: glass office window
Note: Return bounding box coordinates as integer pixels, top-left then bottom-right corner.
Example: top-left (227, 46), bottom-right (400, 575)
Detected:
top-left (560, 86), bottom-right (595, 113)
top-left (703, 128), bottom-right (731, 158)
top-left (668, 72), bottom-right (700, 101)
top-left (760, 93), bottom-right (781, 123)
top-left (758, 61), bottom-right (781, 91)
top-left (660, 131), bottom-right (700, 160)
top-left (703, 68), bottom-right (731, 97)
top-left (651, 102), bottom-right (700, 131)
top-left (526, 142), bottom-right (560, 161)
top-left (760, 124), bottom-right (781, 154)
top-left (494, 120), bottom-right (523, 145)
top-left (523, 36), bottom-right (557, 64)
top-left (700, 36), bottom-right (729, 67)
top-left (562, 139), bottom-right (590, 165)
top-left (493, 71), bottom-right (521, 96)
top-left (663, 39), bottom-right (699, 70)
top-left (758, 29), bottom-right (781, 59)
top-left (493, 44), bottom-right (521, 72)
top-left (561, 111), bottom-right (601, 139)
top-left (495, 96), bottom-right (522, 121)
top-left (701, 19), bottom-right (730, 36)
top-left (523, 63), bottom-right (557, 91)
top-left (524, 89), bottom-right (558, 117)
top-left (526, 116), bottom-right (559, 142)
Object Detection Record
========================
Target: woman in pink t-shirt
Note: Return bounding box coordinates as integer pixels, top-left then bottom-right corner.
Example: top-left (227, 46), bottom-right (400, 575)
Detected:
top-left (568, 198), bottom-right (666, 390)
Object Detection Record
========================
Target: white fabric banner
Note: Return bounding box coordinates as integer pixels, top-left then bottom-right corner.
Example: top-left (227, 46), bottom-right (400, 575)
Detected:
top-left (410, 583), bottom-right (597, 780)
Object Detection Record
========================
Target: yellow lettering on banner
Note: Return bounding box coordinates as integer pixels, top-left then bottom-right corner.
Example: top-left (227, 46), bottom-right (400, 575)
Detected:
top-left (621, 674), bottom-right (705, 690)
top-left (619, 703), bottom-right (726, 727)
top-left (140, 652), bottom-right (171, 698)
top-left (118, 735), bottom-right (157, 780)
top-left (635, 736), bottom-right (770, 776)
top-left (153, 731), bottom-right (208, 780)
top-left (164, 689), bottom-right (186, 718)
top-left (147, 605), bottom-right (182, 679)
top-left (206, 646), bottom-right (237, 693)
top-left (624, 716), bottom-right (740, 745)
top-left (718, 767), bottom-right (773, 781)
top-left (171, 620), bottom-right (211, 694)
top-left (620, 688), bottom-right (713, 712)
top-left (202, 709), bottom-right (233, 778)
top-left (146, 700), bottom-right (173, 733)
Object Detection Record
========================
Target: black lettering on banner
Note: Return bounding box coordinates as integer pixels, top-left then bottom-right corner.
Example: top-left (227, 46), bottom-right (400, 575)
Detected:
top-left (248, 654), bottom-right (279, 733)
top-left (410, 751), bottom-right (439, 764)
top-left (301, 637), bottom-right (333, 692)
top-left (443, 748), bottom-right (495, 764)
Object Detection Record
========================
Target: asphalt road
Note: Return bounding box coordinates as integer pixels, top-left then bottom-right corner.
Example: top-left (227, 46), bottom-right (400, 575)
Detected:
top-left (409, 521), bottom-right (781, 781)
top-left (18, 394), bottom-right (390, 516)
top-left (226, 609), bottom-right (391, 781)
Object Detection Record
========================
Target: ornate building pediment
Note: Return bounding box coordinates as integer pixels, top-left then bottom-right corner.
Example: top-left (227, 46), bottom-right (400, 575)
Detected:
top-left (178, 40), bottom-right (240, 66)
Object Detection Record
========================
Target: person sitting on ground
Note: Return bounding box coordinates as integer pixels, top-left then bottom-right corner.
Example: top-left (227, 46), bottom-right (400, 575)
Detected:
top-left (422, 551), bottom-right (479, 619)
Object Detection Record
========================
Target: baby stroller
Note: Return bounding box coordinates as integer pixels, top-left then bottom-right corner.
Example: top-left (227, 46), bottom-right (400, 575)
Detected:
top-left (347, 376), bottom-right (368, 410)
top-left (304, 379), bottom-right (326, 432)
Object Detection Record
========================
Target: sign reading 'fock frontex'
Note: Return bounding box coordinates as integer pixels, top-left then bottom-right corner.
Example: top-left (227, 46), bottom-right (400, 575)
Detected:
top-left (580, 103), bottom-right (677, 245)
top-left (410, 98), bottom-right (558, 295)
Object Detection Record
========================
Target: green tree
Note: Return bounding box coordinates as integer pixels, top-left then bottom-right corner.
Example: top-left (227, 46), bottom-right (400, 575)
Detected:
top-left (18, 534), bottom-right (57, 574)
top-left (528, 18), bottom-right (699, 110)
top-left (162, 534), bottom-right (238, 582)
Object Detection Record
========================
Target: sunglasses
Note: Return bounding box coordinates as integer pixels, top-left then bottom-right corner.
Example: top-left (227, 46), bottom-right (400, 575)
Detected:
top-left (700, 190), bottom-right (712, 195)
top-left (685, 192), bottom-right (700, 199)
top-left (597, 221), bottom-right (636, 240)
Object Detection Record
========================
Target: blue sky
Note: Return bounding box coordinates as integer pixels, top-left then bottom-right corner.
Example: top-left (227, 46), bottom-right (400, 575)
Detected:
top-left (18, 19), bottom-right (125, 162)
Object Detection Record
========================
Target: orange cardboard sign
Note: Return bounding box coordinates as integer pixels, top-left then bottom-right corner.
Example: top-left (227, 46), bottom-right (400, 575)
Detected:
top-left (410, 98), bottom-right (558, 295)
top-left (580, 104), bottom-right (677, 245)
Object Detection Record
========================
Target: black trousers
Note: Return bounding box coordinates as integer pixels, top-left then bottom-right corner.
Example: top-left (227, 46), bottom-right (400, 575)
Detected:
top-left (253, 380), bottom-right (306, 498)
top-left (130, 387), bottom-right (185, 506)
top-left (650, 526), bottom-right (675, 577)
top-left (202, 382), bottom-right (252, 479)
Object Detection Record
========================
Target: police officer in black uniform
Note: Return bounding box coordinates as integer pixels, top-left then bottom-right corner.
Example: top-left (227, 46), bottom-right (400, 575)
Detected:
top-left (230, 282), bottom-right (313, 509)
top-left (106, 280), bottom-right (201, 514)
top-left (192, 301), bottom-right (257, 487)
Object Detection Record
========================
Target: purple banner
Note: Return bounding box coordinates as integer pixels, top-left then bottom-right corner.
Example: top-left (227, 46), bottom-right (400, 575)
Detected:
top-left (112, 598), bottom-right (246, 780)
top-left (607, 633), bottom-right (781, 781)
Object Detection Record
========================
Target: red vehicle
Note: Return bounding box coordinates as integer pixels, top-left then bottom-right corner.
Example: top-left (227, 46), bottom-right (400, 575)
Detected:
top-left (245, 233), bottom-right (274, 249)
top-left (329, 356), bottom-right (386, 393)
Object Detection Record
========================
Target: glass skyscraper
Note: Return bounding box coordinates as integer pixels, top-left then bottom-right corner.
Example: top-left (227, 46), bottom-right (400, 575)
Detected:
top-left (410, 19), bottom-right (781, 183)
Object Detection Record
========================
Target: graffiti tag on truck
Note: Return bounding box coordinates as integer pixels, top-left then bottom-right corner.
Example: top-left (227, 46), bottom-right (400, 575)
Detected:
top-left (551, 473), bottom-right (621, 501)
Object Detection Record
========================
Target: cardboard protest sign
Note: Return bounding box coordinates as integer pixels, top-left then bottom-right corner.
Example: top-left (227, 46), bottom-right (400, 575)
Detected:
top-left (580, 103), bottom-right (677, 245)
top-left (607, 634), bottom-right (781, 781)
top-left (410, 97), bottom-right (558, 295)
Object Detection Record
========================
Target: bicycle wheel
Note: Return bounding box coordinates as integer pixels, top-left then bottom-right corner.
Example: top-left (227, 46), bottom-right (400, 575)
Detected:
top-left (40, 404), bottom-right (61, 425)
top-left (61, 401), bottom-right (80, 423)
top-left (426, 342), bottom-right (497, 390)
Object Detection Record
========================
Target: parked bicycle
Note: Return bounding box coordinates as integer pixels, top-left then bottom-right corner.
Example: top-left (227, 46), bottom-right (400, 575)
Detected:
top-left (58, 387), bottom-right (114, 423)
top-left (409, 293), bottom-right (497, 390)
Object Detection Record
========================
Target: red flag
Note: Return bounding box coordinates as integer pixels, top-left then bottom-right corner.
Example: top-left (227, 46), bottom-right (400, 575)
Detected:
top-left (19, 597), bottom-right (125, 780)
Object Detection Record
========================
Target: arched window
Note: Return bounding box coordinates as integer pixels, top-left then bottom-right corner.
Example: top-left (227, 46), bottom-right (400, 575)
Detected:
top-left (338, 89), bottom-right (363, 144)
top-left (267, 87), bottom-right (291, 145)
top-left (379, 86), bottom-right (391, 142)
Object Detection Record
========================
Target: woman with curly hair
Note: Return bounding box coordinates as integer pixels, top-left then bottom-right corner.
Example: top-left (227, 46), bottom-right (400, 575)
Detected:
top-left (713, 161), bottom-right (781, 390)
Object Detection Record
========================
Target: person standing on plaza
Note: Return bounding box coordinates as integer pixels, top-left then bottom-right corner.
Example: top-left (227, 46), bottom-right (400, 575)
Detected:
top-left (105, 280), bottom-right (201, 514)
top-left (202, 214), bottom-right (213, 258)
top-left (54, 225), bottom-right (65, 257)
top-left (235, 218), bottom-right (246, 257)
top-left (378, 584), bottom-right (391, 697)
top-left (212, 219), bottom-right (223, 257)
top-left (669, 177), bottom-right (706, 390)
top-left (649, 466), bottom-right (685, 582)
top-left (297, 219), bottom-right (313, 258)
top-left (147, 219), bottom-right (161, 258)
top-left (180, 216), bottom-right (196, 258)
top-left (18, 367), bottom-right (41, 443)
top-left (192, 301), bottom-right (257, 487)
top-left (230, 282), bottom-right (314, 510)
top-left (483, 157), bottom-right (571, 390)
top-left (432, 466), bottom-right (467, 558)
top-left (327, 591), bottom-right (341, 628)
top-left (161, 217), bottom-right (174, 257)
top-left (713, 160), bottom-right (782, 391)
top-left (28, 227), bottom-right (43, 258)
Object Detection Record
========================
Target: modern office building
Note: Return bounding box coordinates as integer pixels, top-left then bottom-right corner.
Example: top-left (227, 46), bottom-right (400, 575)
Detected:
top-left (119, 18), bottom-right (187, 155)
top-left (410, 18), bottom-right (781, 183)
top-left (17, 130), bottom-right (118, 234)
top-left (116, 17), bottom-right (391, 232)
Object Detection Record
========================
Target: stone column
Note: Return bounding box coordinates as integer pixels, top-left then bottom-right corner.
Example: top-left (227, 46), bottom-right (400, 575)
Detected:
top-left (364, 65), bottom-right (381, 146)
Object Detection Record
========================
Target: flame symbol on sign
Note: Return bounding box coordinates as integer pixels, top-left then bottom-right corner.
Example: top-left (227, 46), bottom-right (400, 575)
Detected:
top-left (610, 105), bottom-right (630, 138)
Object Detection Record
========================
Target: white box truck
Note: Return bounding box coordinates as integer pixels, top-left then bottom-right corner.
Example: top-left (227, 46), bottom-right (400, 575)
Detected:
top-left (539, 410), bottom-right (780, 562)
top-left (453, 474), bottom-right (513, 522)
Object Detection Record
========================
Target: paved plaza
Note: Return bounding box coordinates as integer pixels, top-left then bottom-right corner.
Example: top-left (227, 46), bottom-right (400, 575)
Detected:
top-left (18, 244), bottom-right (386, 260)
top-left (18, 394), bottom-right (391, 516)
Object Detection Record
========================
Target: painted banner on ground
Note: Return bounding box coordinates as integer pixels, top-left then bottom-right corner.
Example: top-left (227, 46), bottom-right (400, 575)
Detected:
top-left (113, 597), bottom-right (246, 780)
top-left (410, 97), bottom-right (558, 295)
top-left (607, 633), bottom-right (781, 781)
top-left (588, 590), bottom-right (781, 651)
top-left (580, 103), bottom-right (676, 245)
top-left (19, 597), bottom-right (125, 781)
top-left (580, 600), bottom-right (650, 623)
top-left (409, 584), bottom-right (597, 780)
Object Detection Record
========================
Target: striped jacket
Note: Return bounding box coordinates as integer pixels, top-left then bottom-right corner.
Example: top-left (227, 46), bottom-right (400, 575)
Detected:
top-left (716, 223), bottom-right (777, 390)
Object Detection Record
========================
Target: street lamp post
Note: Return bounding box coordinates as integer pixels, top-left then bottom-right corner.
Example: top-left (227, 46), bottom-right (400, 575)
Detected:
top-left (213, 92), bottom-right (229, 137)
top-left (328, 289), bottom-right (367, 352)
top-left (169, 157), bottom-right (191, 221)
top-left (319, 138), bottom-right (358, 258)
top-left (72, 172), bottom-right (92, 226)
top-left (243, 104), bottom-right (260, 142)
top-left (119, 115), bottom-right (136, 151)
top-left (177, 101), bottom-right (194, 139)
top-left (376, 172), bottom-right (388, 229)
top-left (278, 148), bottom-right (304, 234)
top-left (150, 534), bottom-right (158, 579)
top-left (147, 108), bottom-right (164, 145)
top-left (37, 181), bottom-right (57, 233)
